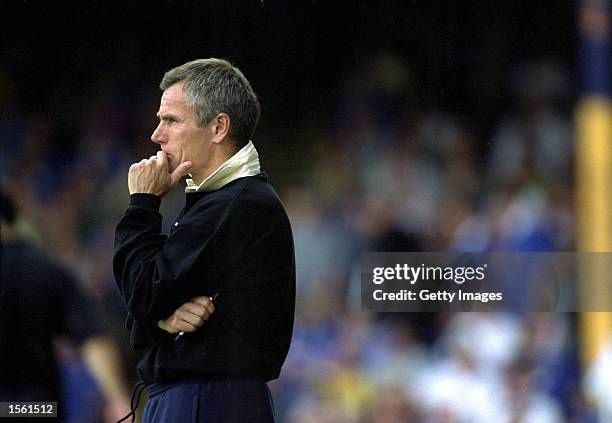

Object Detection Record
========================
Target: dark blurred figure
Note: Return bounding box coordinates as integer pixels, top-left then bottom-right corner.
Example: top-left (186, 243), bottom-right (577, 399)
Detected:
top-left (0, 189), bottom-right (130, 422)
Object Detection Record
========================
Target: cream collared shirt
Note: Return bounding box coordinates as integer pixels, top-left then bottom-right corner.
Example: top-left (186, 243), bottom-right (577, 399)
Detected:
top-left (185, 141), bottom-right (261, 193)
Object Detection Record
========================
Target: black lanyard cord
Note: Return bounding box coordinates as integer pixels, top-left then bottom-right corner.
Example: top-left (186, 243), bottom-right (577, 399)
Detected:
top-left (116, 380), bottom-right (147, 423)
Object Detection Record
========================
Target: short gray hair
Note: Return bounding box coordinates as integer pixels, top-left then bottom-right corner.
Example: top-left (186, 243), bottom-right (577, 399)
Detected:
top-left (160, 58), bottom-right (260, 145)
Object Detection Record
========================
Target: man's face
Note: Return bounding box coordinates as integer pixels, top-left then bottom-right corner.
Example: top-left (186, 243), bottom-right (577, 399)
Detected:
top-left (151, 82), bottom-right (211, 174)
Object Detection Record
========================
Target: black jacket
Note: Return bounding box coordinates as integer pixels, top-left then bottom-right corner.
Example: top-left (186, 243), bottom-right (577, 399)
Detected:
top-left (113, 173), bottom-right (295, 384)
top-left (0, 241), bottom-right (103, 403)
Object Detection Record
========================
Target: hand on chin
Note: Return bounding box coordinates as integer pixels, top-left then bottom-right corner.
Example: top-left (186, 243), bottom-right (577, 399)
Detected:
top-left (167, 157), bottom-right (178, 173)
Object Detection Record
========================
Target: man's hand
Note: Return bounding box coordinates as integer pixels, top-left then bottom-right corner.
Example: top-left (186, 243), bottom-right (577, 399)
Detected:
top-left (128, 151), bottom-right (193, 196)
top-left (157, 296), bottom-right (216, 334)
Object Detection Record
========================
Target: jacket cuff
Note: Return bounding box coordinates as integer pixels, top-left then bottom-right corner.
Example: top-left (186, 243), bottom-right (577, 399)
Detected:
top-left (129, 194), bottom-right (161, 211)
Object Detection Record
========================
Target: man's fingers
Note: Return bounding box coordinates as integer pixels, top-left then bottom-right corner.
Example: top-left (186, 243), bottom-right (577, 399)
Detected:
top-left (175, 309), bottom-right (204, 327)
top-left (158, 295), bottom-right (217, 336)
top-left (172, 310), bottom-right (204, 329)
top-left (180, 303), bottom-right (211, 322)
top-left (157, 315), bottom-right (198, 334)
top-left (170, 160), bottom-right (193, 184)
top-left (156, 150), bottom-right (169, 167)
top-left (176, 306), bottom-right (211, 326)
top-left (191, 296), bottom-right (216, 315)
top-left (171, 318), bottom-right (198, 333)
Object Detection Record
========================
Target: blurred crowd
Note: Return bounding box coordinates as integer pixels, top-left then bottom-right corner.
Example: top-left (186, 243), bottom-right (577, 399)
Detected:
top-left (271, 55), bottom-right (597, 423)
top-left (1, 51), bottom-right (611, 422)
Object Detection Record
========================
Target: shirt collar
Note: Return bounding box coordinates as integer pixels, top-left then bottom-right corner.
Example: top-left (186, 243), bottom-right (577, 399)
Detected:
top-left (185, 141), bottom-right (261, 192)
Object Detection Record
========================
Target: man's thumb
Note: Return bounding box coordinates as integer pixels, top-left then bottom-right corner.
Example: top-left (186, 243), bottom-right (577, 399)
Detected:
top-left (170, 161), bottom-right (193, 183)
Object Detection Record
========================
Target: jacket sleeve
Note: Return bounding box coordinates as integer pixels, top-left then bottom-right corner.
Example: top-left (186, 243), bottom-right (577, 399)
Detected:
top-left (113, 193), bottom-right (233, 322)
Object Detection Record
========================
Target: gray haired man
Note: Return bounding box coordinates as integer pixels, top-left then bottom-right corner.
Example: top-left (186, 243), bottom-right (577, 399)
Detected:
top-left (114, 58), bottom-right (295, 422)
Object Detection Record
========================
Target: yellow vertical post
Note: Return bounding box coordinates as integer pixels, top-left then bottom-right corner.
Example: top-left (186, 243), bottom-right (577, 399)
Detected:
top-left (576, 98), bottom-right (612, 365)
top-left (576, 0), bottom-right (611, 367)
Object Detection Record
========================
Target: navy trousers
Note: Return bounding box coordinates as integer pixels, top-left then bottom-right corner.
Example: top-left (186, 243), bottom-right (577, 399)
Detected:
top-left (142, 380), bottom-right (276, 423)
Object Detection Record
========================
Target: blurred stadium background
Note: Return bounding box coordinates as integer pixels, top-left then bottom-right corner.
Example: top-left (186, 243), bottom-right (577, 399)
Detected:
top-left (1, 1), bottom-right (610, 422)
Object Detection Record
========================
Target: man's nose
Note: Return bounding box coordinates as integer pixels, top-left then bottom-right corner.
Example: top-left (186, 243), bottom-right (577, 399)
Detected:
top-left (151, 123), bottom-right (164, 144)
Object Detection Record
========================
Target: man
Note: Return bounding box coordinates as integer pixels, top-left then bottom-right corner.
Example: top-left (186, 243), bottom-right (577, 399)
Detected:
top-left (0, 189), bottom-right (131, 421)
top-left (113, 58), bottom-right (295, 422)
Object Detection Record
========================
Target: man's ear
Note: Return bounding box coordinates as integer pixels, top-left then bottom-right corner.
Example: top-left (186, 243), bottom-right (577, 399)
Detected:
top-left (211, 113), bottom-right (230, 144)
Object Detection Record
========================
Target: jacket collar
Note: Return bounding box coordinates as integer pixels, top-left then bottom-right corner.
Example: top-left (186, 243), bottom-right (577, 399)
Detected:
top-left (185, 141), bottom-right (261, 192)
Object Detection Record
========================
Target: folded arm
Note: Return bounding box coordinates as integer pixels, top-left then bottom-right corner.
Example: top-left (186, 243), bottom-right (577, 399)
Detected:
top-left (157, 295), bottom-right (216, 334)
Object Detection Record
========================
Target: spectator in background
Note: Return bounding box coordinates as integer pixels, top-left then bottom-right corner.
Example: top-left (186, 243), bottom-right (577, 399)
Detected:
top-left (0, 189), bottom-right (131, 421)
top-left (585, 336), bottom-right (612, 422)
